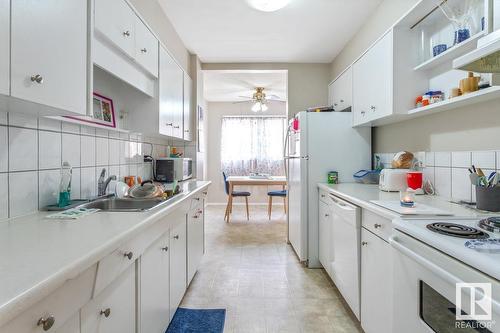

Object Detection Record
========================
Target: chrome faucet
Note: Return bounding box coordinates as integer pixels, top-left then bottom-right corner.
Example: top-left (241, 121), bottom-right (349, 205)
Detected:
top-left (98, 168), bottom-right (117, 197)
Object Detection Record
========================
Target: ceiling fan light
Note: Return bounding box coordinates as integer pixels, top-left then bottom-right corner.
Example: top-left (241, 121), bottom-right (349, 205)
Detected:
top-left (251, 102), bottom-right (261, 112)
top-left (261, 104), bottom-right (269, 111)
top-left (246, 0), bottom-right (291, 12)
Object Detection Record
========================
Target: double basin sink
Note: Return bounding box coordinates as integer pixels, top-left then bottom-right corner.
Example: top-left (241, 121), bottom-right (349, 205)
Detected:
top-left (78, 196), bottom-right (171, 212)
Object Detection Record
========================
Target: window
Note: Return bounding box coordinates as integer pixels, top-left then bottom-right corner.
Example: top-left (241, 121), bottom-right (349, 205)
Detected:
top-left (221, 116), bottom-right (286, 176)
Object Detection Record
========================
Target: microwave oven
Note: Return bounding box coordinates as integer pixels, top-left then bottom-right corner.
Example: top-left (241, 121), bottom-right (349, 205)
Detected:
top-left (155, 158), bottom-right (193, 182)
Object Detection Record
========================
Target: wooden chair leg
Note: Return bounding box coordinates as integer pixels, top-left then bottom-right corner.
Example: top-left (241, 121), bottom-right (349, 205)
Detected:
top-left (283, 196), bottom-right (287, 214)
top-left (268, 196), bottom-right (273, 220)
top-left (245, 196), bottom-right (249, 221)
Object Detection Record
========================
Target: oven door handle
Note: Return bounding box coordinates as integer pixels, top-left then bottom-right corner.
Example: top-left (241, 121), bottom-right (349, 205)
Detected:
top-left (389, 236), bottom-right (500, 314)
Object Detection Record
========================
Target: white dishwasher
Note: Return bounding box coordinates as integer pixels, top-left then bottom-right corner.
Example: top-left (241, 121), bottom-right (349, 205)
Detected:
top-left (328, 194), bottom-right (361, 320)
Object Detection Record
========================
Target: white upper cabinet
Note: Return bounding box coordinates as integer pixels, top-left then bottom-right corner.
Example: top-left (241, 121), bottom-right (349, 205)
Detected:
top-left (353, 30), bottom-right (393, 126)
top-left (95, 0), bottom-right (136, 59)
top-left (134, 16), bottom-right (159, 77)
top-left (183, 73), bottom-right (193, 141)
top-left (10, 0), bottom-right (88, 115)
top-left (159, 47), bottom-right (184, 139)
top-left (331, 67), bottom-right (352, 112)
top-left (0, 0), bottom-right (8, 96)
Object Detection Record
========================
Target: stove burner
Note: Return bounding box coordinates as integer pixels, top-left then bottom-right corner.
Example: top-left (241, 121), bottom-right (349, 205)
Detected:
top-left (478, 217), bottom-right (500, 233)
top-left (426, 222), bottom-right (490, 239)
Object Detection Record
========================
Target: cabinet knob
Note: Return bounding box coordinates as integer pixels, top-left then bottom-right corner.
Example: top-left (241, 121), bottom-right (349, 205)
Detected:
top-left (361, 241), bottom-right (368, 246)
top-left (321, 194), bottom-right (325, 198)
top-left (374, 223), bottom-right (382, 229)
top-left (124, 251), bottom-right (133, 260)
top-left (361, 111), bottom-right (366, 116)
top-left (340, 99), bottom-right (344, 103)
top-left (37, 315), bottom-right (55, 331)
top-left (202, 191), bottom-right (208, 195)
top-left (325, 214), bottom-right (329, 217)
top-left (173, 125), bottom-right (180, 129)
top-left (193, 215), bottom-right (199, 219)
top-left (370, 105), bottom-right (376, 111)
top-left (334, 103), bottom-right (338, 106)
top-left (141, 48), bottom-right (147, 53)
top-left (166, 123), bottom-right (173, 126)
top-left (100, 308), bottom-right (111, 318)
top-left (30, 74), bottom-right (43, 84)
top-left (123, 30), bottom-right (131, 37)
top-left (184, 129), bottom-right (190, 132)
top-left (161, 246), bottom-right (169, 252)
top-left (194, 198), bottom-right (200, 201)
top-left (197, 209), bottom-right (203, 214)
top-left (173, 235), bottom-right (179, 240)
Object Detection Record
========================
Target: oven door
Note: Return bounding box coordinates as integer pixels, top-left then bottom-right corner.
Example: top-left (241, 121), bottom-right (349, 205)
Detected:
top-left (390, 230), bottom-right (500, 333)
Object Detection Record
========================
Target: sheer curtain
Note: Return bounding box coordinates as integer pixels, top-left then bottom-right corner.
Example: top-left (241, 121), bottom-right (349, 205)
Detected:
top-left (221, 116), bottom-right (286, 176)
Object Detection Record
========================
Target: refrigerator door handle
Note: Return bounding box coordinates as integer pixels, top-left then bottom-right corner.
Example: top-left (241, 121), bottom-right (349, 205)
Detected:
top-left (284, 156), bottom-right (309, 160)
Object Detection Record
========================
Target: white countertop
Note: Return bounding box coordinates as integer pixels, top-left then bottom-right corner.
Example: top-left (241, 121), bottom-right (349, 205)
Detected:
top-left (317, 183), bottom-right (490, 219)
top-left (0, 180), bottom-right (210, 326)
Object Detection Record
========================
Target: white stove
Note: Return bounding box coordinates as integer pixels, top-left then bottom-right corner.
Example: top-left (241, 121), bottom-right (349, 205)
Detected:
top-left (390, 217), bottom-right (500, 333)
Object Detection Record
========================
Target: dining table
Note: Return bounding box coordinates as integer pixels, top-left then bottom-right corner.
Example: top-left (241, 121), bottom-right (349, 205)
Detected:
top-left (225, 176), bottom-right (287, 222)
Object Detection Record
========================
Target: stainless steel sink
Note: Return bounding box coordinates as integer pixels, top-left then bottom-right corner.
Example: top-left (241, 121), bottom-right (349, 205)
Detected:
top-left (78, 197), bottom-right (166, 212)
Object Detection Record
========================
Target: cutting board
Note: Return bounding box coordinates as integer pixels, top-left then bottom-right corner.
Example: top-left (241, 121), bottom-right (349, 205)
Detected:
top-left (370, 200), bottom-right (454, 216)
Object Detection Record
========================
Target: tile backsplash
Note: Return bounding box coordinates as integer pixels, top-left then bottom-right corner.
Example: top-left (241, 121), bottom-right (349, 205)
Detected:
top-left (375, 150), bottom-right (500, 202)
top-left (0, 111), bottom-right (196, 219)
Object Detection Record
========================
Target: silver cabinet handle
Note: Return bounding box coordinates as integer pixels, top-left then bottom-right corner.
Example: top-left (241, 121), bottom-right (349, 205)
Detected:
top-left (166, 123), bottom-right (173, 126)
top-left (173, 235), bottom-right (179, 240)
top-left (361, 241), bottom-right (368, 246)
top-left (340, 99), bottom-right (344, 103)
top-left (197, 209), bottom-right (203, 214)
top-left (194, 198), bottom-right (200, 201)
top-left (37, 315), bottom-right (55, 331)
top-left (374, 223), bottom-right (382, 229)
top-left (325, 214), bottom-right (329, 217)
top-left (361, 111), bottom-right (365, 116)
top-left (193, 215), bottom-right (199, 219)
top-left (161, 246), bottom-right (169, 252)
top-left (31, 74), bottom-right (43, 84)
top-left (173, 125), bottom-right (180, 129)
top-left (123, 30), bottom-right (131, 36)
top-left (184, 129), bottom-right (190, 132)
top-left (321, 194), bottom-right (325, 198)
top-left (141, 48), bottom-right (147, 53)
top-left (100, 308), bottom-right (111, 318)
top-left (370, 105), bottom-right (376, 110)
top-left (124, 251), bottom-right (133, 260)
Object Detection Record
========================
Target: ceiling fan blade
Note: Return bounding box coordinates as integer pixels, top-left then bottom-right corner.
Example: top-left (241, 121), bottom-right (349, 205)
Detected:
top-left (232, 100), bottom-right (253, 104)
top-left (237, 96), bottom-right (254, 99)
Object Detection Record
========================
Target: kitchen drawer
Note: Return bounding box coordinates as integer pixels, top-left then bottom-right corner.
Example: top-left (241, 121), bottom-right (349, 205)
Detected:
top-left (319, 189), bottom-right (330, 205)
top-left (361, 209), bottom-right (392, 242)
top-left (93, 214), bottom-right (173, 296)
top-left (134, 16), bottom-right (158, 77)
top-left (0, 265), bottom-right (96, 333)
top-left (81, 264), bottom-right (135, 333)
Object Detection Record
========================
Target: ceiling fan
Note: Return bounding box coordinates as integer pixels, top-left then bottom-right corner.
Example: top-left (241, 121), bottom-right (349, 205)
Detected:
top-left (234, 87), bottom-right (285, 112)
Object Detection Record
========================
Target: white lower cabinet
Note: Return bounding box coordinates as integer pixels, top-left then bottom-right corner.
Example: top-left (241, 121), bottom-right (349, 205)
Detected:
top-left (360, 227), bottom-right (393, 333)
top-left (187, 201), bottom-right (204, 284)
top-left (140, 232), bottom-right (171, 333)
top-left (169, 219), bottom-right (188, 320)
top-left (318, 199), bottom-right (333, 275)
top-left (81, 264), bottom-right (136, 333)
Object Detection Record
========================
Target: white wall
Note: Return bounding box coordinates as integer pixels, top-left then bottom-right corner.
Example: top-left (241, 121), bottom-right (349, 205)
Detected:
top-left (202, 63), bottom-right (331, 119)
top-left (206, 101), bottom-right (287, 204)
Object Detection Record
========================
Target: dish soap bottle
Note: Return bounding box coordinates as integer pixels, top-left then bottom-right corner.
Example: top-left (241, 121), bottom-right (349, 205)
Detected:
top-left (58, 162), bottom-right (72, 208)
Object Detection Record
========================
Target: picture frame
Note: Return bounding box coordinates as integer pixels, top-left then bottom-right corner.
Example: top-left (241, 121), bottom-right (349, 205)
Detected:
top-left (65, 92), bottom-right (116, 128)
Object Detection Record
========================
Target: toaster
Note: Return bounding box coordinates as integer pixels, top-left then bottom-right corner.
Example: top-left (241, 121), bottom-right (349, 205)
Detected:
top-left (379, 169), bottom-right (410, 192)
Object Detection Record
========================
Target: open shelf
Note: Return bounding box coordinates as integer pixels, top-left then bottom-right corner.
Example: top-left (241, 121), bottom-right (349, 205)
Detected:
top-left (408, 86), bottom-right (500, 116)
top-left (413, 32), bottom-right (485, 72)
top-left (49, 116), bottom-right (130, 133)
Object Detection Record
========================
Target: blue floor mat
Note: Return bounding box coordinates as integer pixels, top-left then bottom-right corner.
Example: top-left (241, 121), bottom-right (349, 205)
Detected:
top-left (166, 308), bottom-right (226, 333)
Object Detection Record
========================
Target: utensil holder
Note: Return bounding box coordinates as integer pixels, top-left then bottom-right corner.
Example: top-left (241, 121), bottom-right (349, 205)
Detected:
top-left (476, 186), bottom-right (500, 212)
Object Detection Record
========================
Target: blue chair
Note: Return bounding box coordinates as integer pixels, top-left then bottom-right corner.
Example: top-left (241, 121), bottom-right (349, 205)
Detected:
top-left (267, 189), bottom-right (287, 220)
top-left (223, 172), bottom-right (251, 221)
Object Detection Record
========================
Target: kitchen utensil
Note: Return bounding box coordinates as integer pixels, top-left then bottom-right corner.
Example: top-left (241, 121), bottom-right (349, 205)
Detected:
top-left (487, 171), bottom-right (498, 187)
top-left (469, 173), bottom-right (480, 185)
top-left (476, 186), bottom-right (500, 211)
top-left (459, 71), bottom-right (480, 94)
top-left (115, 181), bottom-right (129, 199)
top-left (391, 151), bottom-right (414, 169)
top-left (128, 180), bottom-right (163, 199)
top-left (379, 169), bottom-right (410, 192)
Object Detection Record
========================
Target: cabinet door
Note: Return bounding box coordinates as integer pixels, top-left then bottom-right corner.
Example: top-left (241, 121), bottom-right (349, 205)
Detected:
top-left (95, 0), bottom-right (135, 58)
top-left (360, 228), bottom-right (393, 333)
top-left (169, 220), bottom-right (187, 320)
top-left (159, 47), bottom-right (183, 138)
top-left (187, 205), bottom-right (204, 284)
top-left (140, 233), bottom-right (170, 333)
top-left (81, 264), bottom-right (136, 333)
top-left (134, 17), bottom-right (159, 78)
top-left (0, 0), bottom-right (8, 96)
top-left (55, 313), bottom-right (80, 333)
top-left (318, 200), bottom-right (332, 274)
top-left (183, 73), bottom-right (193, 141)
top-left (327, 82), bottom-right (334, 107)
top-left (335, 67), bottom-right (352, 111)
top-left (352, 52), bottom-right (371, 126)
top-left (11, 0), bottom-right (87, 115)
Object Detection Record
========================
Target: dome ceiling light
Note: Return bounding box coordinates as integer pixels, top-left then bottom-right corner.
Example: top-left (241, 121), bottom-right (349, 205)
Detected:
top-left (246, 0), bottom-right (291, 12)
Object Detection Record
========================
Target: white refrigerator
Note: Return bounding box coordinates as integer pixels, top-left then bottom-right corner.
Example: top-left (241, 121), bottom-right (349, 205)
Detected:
top-left (285, 111), bottom-right (371, 268)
